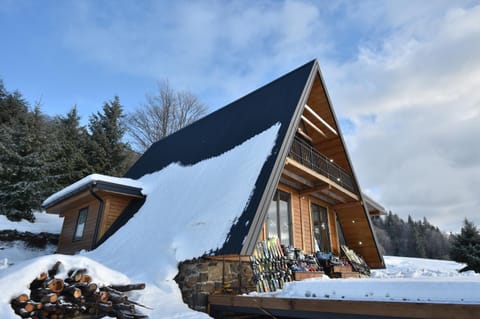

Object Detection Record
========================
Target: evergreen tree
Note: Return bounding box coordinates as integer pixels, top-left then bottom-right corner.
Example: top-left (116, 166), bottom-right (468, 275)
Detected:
top-left (450, 219), bottom-right (480, 272)
top-left (372, 212), bottom-right (451, 259)
top-left (53, 106), bottom-right (91, 188)
top-left (0, 99), bottom-right (56, 221)
top-left (87, 96), bottom-right (130, 176)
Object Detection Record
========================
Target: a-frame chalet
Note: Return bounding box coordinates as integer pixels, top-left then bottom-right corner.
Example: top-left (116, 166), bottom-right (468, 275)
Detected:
top-left (43, 60), bottom-right (385, 291)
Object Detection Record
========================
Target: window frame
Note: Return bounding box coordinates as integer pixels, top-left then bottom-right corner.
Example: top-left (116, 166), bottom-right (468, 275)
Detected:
top-left (73, 207), bottom-right (88, 241)
top-left (266, 190), bottom-right (293, 246)
top-left (310, 202), bottom-right (331, 252)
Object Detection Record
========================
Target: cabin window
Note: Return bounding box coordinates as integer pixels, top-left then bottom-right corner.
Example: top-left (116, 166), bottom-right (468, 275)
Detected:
top-left (74, 208), bottom-right (88, 241)
top-left (266, 190), bottom-right (292, 246)
top-left (311, 203), bottom-right (331, 252)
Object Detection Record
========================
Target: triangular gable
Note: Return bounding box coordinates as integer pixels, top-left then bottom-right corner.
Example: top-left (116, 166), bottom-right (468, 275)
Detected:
top-left (268, 63), bottom-right (384, 268)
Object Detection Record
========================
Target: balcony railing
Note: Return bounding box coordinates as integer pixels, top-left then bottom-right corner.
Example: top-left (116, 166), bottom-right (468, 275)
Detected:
top-left (288, 136), bottom-right (356, 193)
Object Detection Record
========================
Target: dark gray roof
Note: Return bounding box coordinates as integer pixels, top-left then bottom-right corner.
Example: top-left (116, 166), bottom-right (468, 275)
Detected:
top-left (109, 60), bottom-right (317, 255)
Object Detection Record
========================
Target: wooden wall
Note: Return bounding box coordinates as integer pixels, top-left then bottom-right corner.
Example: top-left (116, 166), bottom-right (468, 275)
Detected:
top-left (98, 194), bottom-right (133, 240)
top-left (56, 198), bottom-right (100, 254)
top-left (258, 183), bottom-right (340, 255)
top-left (54, 191), bottom-right (134, 255)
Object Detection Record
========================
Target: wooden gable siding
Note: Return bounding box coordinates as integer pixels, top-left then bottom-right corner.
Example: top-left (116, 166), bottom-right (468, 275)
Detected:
top-left (98, 194), bottom-right (133, 240)
top-left (258, 183), bottom-right (340, 256)
top-left (56, 198), bottom-right (100, 254)
top-left (55, 191), bottom-right (134, 255)
top-left (335, 205), bottom-right (383, 268)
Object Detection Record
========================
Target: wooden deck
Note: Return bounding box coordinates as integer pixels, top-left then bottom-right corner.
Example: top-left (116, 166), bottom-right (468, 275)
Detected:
top-left (209, 294), bottom-right (480, 319)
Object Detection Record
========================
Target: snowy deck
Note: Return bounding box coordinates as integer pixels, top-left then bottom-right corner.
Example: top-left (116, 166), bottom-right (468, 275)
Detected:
top-left (209, 294), bottom-right (480, 319)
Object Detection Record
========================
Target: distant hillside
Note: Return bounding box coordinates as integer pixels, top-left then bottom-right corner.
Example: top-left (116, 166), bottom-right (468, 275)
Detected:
top-left (372, 212), bottom-right (451, 260)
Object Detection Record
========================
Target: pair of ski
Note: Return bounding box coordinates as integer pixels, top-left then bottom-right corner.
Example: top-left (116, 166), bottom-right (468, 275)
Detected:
top-left (250, 238), bottom-right (292, 293)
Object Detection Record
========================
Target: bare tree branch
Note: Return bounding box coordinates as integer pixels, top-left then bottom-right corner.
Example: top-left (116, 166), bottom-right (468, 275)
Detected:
top-left (126, 80), bottom-right (207, 152)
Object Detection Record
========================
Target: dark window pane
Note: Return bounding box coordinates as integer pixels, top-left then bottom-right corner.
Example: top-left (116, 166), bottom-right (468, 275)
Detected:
top-left (74, 208), bottom-right (88, 241)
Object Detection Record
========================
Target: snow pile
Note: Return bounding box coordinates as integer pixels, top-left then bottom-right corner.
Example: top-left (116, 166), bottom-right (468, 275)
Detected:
top-left (371, 255), bottom-right (477, 279)
top-left (0, 212), bottom-right (63, 234)
top-left (1, 212), bottom-right (63, 270)
top-left (0, 123), bottom-right (281, 318)
top-left (42, 174), bottom-right (143, 207)
top-left (270, 256), bottom-right (480, 304)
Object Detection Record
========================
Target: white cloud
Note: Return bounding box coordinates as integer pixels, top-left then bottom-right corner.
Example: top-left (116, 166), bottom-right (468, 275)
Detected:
top-left (332, 2), bottom-right (480, 231)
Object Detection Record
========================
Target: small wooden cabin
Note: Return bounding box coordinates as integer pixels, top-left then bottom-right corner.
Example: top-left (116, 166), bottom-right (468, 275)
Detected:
top-left (44, 60), bottom-right (385, 270)
top-left (43, 178), bottom-right (144, 254)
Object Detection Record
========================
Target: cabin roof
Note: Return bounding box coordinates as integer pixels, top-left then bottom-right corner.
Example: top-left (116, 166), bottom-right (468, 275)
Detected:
top-left (363, 193), bottom-right (387, 216)
top-left (42, 174), bottom-right (144, 210)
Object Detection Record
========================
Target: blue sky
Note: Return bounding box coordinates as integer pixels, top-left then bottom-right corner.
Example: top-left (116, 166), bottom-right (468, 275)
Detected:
top-left (1, 0), bottom-right (480, 232)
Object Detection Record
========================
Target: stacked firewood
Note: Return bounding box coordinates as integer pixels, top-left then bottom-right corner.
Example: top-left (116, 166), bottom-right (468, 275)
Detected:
top-left (10, 261), bottom-right (149, 319)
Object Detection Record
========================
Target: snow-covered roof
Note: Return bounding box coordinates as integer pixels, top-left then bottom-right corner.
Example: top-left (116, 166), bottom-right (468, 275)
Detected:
top-left (42, 174), bottom-right (143, 209)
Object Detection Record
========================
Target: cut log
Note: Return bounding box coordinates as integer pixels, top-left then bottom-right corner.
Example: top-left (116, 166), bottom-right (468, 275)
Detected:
top-left (30, 288), bottom-right (57, 303)
top-left (29, 271), bottom-right (48, 290)
top-left (99, 290), bottom-right (109, 303)
top-left (23, 302), bottom-right (36, 312)
top-left (63, 286), bottom-right (82, 299)
top-left (47, 278), bottom-right (64, 293)
top-left (97, 301), bottom-right (114, 314)
top-left (47, 261), bottom-right (62, 278)
top-left (110, 283), bottom-right (146, 292)
top-left (80, 274), bottom-right (92, 283)
top-left (42, 292), bottom-right (58, 304)
top-left (13, 307), bottom-right (30, 318)
top-left (15, 293), bottom-right (29, 303)
top-left (67, 268), bottom-right (87, 282)
top-left (113, 302), bottom-right (136, 312)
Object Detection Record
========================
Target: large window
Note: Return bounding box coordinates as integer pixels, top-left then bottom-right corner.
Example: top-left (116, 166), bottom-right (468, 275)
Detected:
top-left (74, 208), bottom-right (88, 241)
top-left (311, 203), bottom-right (331, 252)
top-left (266, 190), bottom-right (292, 246)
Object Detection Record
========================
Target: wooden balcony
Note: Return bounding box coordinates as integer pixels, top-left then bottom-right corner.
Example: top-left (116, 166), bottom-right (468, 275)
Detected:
top-left (288, 137), bottom-right (355, 193)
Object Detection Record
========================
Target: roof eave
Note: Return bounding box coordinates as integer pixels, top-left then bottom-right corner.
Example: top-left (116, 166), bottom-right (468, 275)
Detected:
top-left (43, 181), bottom-right (143, 211)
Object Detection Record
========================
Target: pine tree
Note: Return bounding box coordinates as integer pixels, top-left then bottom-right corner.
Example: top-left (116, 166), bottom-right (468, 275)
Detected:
top-left (52, 106), bottom-right (91, 188)
top-left (87, 96), bottom-right (130, 176)
top-left (372, 212), bottom-right (451, 259)
top-left (0, 101), bottom-right (56, 221)
top-left (450, 219), bottom-right (480, 272)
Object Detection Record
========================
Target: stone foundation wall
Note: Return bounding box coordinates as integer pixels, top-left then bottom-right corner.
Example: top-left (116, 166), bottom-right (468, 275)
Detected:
top-left (174, 257), bottom-right (255, 312)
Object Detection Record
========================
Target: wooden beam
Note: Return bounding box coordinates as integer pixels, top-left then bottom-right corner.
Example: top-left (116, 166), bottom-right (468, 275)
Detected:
top-left (285, 157), bottom-right (359, 201)
top-left (281, 169), bottom-right (314, 188)
top-left (300, 184), bottom-right (330, 195)
top-left (305, 104), bottom-right (338, 135)
top-left (320, 189), bottom-right (347, 204)
top-left (296, 128), bottom-right (313, 142)
top-left (301, 115), bottom-right (327, 138)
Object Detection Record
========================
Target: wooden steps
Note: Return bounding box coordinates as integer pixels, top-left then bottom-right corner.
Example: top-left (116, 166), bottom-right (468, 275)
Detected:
top-left (294, 271), bottom-right (324, 281)
top-left (329, 264), bottom-right (361, 278)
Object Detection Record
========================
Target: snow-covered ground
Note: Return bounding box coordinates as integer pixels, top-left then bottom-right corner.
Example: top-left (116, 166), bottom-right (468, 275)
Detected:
top-left (1, 124), bottom-right (480, 318)
top-left (270, 256), bottom-right (480, 304)
top-left (0, 212), bottom-right (63, 233)
top-left (0, 212), bottom-right (63, 270)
